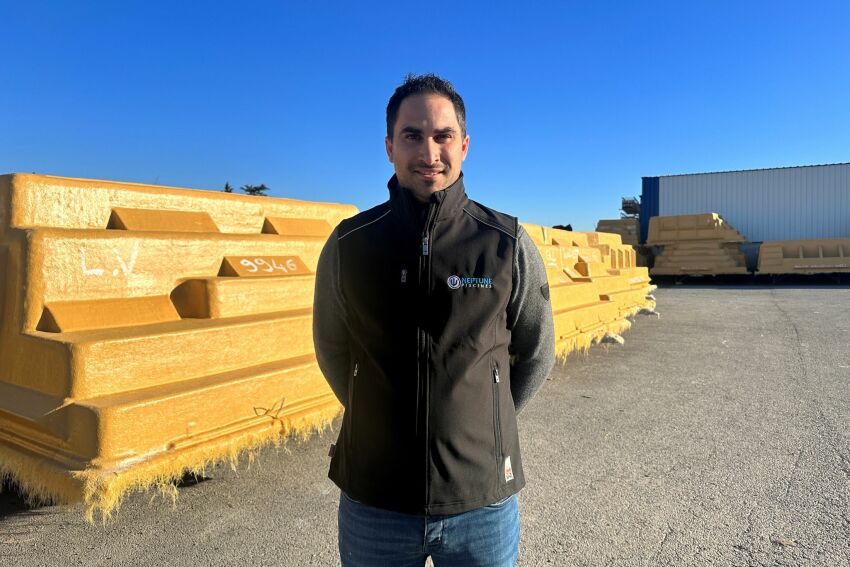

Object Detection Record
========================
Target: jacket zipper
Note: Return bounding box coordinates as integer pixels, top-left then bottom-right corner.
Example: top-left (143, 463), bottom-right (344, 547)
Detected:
top-left (420, 198), bottom-right (440, 510)
top-left (350, 359), bottom-right (359, 447)
top-left (493, 362), bottom-right (503, 467)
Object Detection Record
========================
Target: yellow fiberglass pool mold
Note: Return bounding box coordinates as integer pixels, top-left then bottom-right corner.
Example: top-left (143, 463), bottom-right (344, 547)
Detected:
top-left (757, 238), bottom-right (850, 275)
top-left (522, 223), bottom-right (656, 361)
top-left (0, 174), bottom-right (355, 520)
top-left (647, 213), bottom-right (749, 276)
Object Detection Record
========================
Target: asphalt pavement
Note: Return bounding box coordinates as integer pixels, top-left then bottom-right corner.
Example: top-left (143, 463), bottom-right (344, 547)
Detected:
top-left (2, 283), bottom-right (849, 566)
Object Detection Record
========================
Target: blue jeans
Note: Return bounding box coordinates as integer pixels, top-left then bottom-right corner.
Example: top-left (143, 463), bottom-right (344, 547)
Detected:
top-left (338, 492), bottom-right (520, 566)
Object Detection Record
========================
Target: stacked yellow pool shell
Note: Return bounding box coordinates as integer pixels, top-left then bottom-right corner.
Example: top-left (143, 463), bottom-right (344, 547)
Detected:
top-left (648, 213), bottom-right (749, 276)
top-left (522, 224), bottom-right (656, 359)
top-left (594, 218), bottom-right (639, 246)
top-left (757, 239), bottom-right (850, 274)
top-left (0, 173), bottom-right (356, 520)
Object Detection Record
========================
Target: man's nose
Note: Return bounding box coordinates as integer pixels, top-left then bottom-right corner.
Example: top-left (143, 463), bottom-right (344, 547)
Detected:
top-left (420, 138), bottom-right (440, 164)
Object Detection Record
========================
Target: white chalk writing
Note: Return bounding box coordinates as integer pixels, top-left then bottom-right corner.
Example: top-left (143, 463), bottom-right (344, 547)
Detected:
top-left (239, 257), bottom-right (300, 274)
top-left (79, 240), bottom-right (140, 277)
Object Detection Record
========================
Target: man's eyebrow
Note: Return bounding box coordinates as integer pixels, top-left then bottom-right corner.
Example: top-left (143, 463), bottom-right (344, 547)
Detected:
top-left (398, 126), bottom-right (458, 135)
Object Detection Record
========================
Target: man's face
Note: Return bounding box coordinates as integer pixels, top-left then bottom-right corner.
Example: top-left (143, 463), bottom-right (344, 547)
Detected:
top-left (385, 93), bottom-right (470, 203)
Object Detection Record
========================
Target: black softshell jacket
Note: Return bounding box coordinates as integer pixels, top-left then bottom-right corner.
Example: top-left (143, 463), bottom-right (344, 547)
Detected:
top-left (318, 175), bottom-right (550, 515)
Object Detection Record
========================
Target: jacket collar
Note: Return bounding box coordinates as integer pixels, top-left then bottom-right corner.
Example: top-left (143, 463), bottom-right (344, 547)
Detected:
top-left (387, 173), bottom-right (469, 226)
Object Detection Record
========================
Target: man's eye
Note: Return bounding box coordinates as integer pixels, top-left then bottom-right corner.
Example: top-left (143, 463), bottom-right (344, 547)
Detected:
top-left (435, 134), bottom-right (452, 142)
top-left (405, 134), bottom-right (420, 141)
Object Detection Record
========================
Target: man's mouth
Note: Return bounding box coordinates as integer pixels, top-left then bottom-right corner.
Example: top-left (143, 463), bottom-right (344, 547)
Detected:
top-left (415, 169), bottom-right (444, 179)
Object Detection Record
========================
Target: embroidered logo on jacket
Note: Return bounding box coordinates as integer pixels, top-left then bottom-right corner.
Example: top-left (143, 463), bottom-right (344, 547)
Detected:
top-left (447, 275), bottom-right (493, 289)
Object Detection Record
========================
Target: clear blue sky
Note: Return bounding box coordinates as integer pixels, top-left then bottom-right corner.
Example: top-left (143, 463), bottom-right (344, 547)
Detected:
top-left (2, 1), bottom-right (848, 230)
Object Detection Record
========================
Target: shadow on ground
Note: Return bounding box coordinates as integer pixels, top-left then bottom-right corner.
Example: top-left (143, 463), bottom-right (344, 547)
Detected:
top-left (652, 273), bottom-right (850, 289)
top-left (0, 478), bottom-right (39, 519)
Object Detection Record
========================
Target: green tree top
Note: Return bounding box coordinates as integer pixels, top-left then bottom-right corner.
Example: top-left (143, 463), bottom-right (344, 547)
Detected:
top-left (241, 183), bottom-right (270, 196)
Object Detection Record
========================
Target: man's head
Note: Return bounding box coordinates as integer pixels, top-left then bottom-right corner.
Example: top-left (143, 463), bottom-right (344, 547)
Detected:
top-left (385, 74), bottom-right (470, 202)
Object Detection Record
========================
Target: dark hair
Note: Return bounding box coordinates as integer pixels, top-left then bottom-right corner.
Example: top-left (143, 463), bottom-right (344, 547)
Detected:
top-left (386, 73), bottom-right (467, 139)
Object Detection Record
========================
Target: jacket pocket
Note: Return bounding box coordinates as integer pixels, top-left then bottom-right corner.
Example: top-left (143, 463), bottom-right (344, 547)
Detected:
top-left (348, 357), bottom-right (359, 449)
top-left (492, 362), bottom-right (503, 466)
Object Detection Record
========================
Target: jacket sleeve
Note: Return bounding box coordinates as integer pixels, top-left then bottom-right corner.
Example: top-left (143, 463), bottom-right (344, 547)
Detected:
top-left (506, 225), bottom-right (555, 414)
top-left (312, 227), bottom-right (351, 408)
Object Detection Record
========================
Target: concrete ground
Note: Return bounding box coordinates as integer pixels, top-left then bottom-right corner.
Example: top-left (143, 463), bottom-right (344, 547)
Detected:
top-left (2, 284), bottom-right (849, 566)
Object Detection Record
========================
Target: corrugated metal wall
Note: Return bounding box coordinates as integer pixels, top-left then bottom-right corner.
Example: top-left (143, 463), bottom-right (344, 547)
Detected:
top-left (657, 163), bottom-right (850, 241)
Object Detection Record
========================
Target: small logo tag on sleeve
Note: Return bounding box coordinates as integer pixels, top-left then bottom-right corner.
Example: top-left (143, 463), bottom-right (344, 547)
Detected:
top-left (400, 269), bottom-right (407, 283)
top-left (504, 456), bottom-right (514, 482)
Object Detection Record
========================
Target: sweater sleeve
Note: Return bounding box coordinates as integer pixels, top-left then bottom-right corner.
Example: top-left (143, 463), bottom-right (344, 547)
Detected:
top-left (312, 227), bottom-right (351, 408)
top-left (506, 225), bottom-right (556, 414)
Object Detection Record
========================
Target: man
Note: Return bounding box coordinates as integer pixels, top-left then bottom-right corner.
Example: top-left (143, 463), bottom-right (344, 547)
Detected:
top-left (313, 74), bottom-right (555, 566)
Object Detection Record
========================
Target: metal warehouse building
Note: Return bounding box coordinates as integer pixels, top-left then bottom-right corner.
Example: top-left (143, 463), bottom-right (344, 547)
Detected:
top-left (639, 162), bottom-right (850, 244)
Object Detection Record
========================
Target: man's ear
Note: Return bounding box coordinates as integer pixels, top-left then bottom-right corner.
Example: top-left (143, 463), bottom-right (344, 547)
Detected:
top-left (461, 135), bottom-right (470, 161)
top-left (385, 137), bottom-right (393, 162)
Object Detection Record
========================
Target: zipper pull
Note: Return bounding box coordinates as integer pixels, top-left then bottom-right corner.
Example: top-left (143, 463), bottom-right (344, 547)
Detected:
top-left (422, 236), bottom-right (429, 256)
top-left (353, 362), bottom-right (359, 377)
top-left (493, 366), bottom-right (500, 383)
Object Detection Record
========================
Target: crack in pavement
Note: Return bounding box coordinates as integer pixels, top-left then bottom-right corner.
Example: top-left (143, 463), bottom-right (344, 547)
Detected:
top-left (839, 452), bottom-right (850, 482)
top-left (784, 449), bottom-right (804, 498)
top-left (770, 291), bottom-right (850, 482)
top-left (651, 523), bottom-right (674, 563)
top-left (731, 506), bottom-right (758, 562)
top-left (770, 290), bottom-right (850, 550)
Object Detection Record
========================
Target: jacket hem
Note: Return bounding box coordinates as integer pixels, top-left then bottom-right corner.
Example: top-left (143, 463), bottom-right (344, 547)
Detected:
top-left (330, 471), bottom-right (526, 516)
